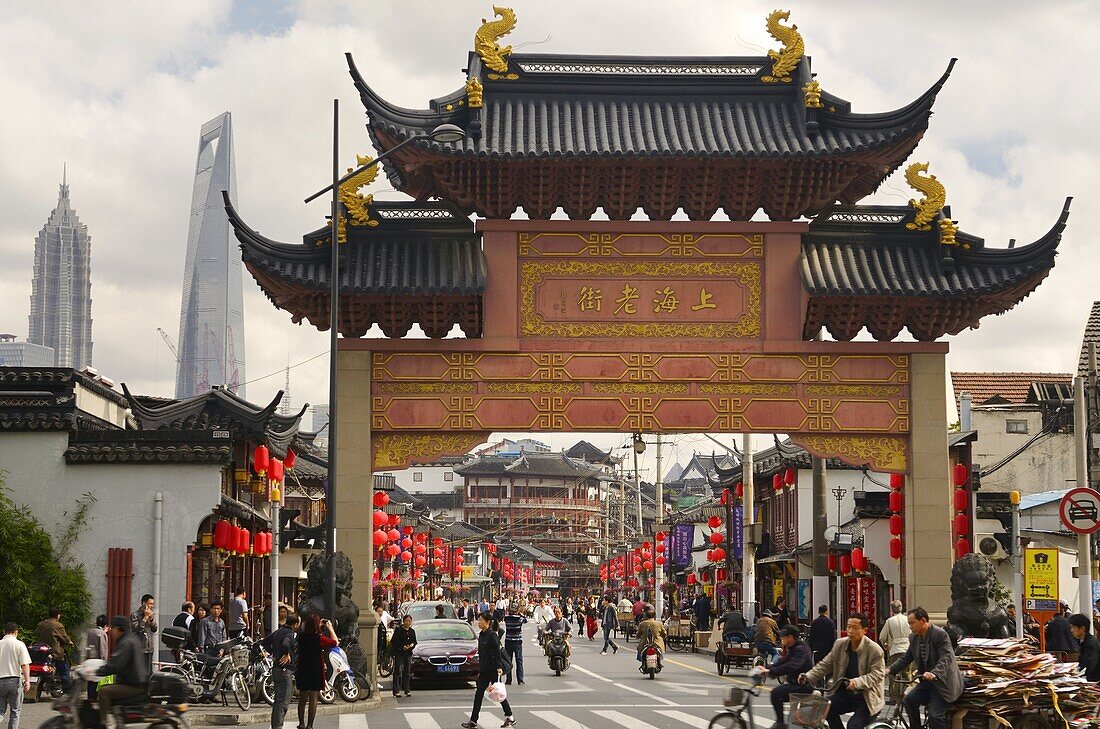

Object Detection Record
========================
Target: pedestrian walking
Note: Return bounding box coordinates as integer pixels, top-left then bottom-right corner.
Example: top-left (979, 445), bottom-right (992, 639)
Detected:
top-left (887, 608), bottom-right (964, 729)
top-left (801, 612), bottom-right (886, 729)
top-left (585, 603), bottom-right (598, 641)
top-left (85, 615), bottom-right (109, 661)
top-left (695, 592), bottom-right (713, 631)
top-left (462, 612), bottom-right (516, 729)
top-left (808, 605), bottom-right (836, 664)
top-left (774, 598), bottom-right (792, 629)
top-left (295, 615), bottom-right (337, 729)
top-left (879, 601), bottom-right (911, 663)
top-left (1045, 602), bottom-right (1076, 655)
top-left (502, 603), bottom-right (526, 685)
top-left (35, 608), bottom-right (74, 692)
top-left (390, 615), bottom-right (417, 697)
top-left (600, 597), bottom-right (619, 655)
top-left (228, 587), bottom-right (249, 639)
top-left (0, 623), bottom-right (31, 729)
top-left (129, 593), bottom-right (158, 673)
top-left (262, 614), bottom-right (299, 729)
top-left (1068, 614), bottom-right (1100, 682)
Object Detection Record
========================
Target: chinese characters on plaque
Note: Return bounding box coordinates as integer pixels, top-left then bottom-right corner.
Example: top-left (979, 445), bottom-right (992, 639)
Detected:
top-left (577, 284), bottom-right (719, 316)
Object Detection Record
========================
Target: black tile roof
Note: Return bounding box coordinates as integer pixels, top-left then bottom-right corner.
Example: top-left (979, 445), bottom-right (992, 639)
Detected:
top-left (801, 201), bottom-right (1069, 299)
top-left (0, 367), bottom-right (126, 432)
top-left (225, 196), bottom-right (486, 298)
top-left (64, 430), bottom-right (232, 465)
top-left (454, 452), bottom-right (604, 479)
top-left (350, 52), bottom-right (952, 163)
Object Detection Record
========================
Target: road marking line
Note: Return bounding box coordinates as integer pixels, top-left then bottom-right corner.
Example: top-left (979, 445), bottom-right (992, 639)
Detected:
top-left (662, 657), bottom-right (773, 693)
top-left (339, 715), bottom-right (369, 729)
top-left (531, 710), bottom-right (590, 729)
top-left (592, 709), bottom-right (661, 729)
top-left (656, 709), bottom-right (712, 728)
top-left (569, 663), bottom-right (614, 683)
top-left (405, 712), bottom-right (441, 729)
top-left (611, 680), bottom-right (678, 705)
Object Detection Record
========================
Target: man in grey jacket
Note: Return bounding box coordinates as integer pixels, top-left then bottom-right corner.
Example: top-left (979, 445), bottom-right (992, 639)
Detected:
top-left (888, 607), bottom-right (964, 729)
top-left (800, 612), bottom-right (885, 729)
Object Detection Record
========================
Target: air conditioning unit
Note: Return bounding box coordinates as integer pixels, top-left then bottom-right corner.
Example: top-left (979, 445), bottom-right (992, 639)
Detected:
top-left (975, 533), bottom-right (1009, 560)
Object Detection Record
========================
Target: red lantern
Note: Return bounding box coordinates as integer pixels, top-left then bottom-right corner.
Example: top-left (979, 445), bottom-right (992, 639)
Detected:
top-left (687, 574), bottom-right (698, 585)
top-left (707, 515), bottom-right (722, 529)
top-left (655, 531), bottom-right (666, 541)
top-left (655, 555), bottom-right (666, 566)
top-left (414, 544), bottom-right (426, 555)
top-left (655, 542), bottom-right (665, 553)
top-left (238, 528), bottom-right (250, 555)
top-left (851, 547), bottom-right (866, 573)
top-left (889, 473), bottom-right (904, 490)
top-left (388, 514), bottom-right (400, 527)
top-left (701, 571), bottom-right (711, 583)
top-left (400, 537), bottom-right (413, 549)
top-left (402, 526), bottom-right (415, 535)
top-left (827, 553), bottom-right (837, 571)
top-left (719, 490), bottom-right (728, 506)
top-left (839, 555), bottom-right (852, 575)
top-left (284, 448), bottom-right (296, 470)
top-left (735, 481), bottom-right (744, 499)
top-left (706, 549), bottom-right (715, 561)
top-left (888, 491), bottom-right (903, 513)
top-left (643, 560), bottom-right (653, 571)
top-left (373, 529), bottom-right (387, 547)
top-left (213, 520), bottom-right (229, 550)
top-left (269, 459), bottom-right (283, 484)
top-left (415, 532), bottom-right (428, 543)
top-left (261, 532), bottom-right (271, 555)
top-left (386, 528), bottom-right (400, 542)
top-left (953, 463), bottom-right (968, 487)
top-left (712, 547), bottom-right (726, 562)
top-left (889, 514), bottom-right (903, 537)
top-left (890, 538), bottom-right (903, 560)
top-left (415, 555), bottom-right (427, 567)
top-left (372, 510), bottom-right (387, 528)
top-left (386, 543), bottom-right (400, 557)
top-left (432, 558), bottom-right (443, 568)
top-left (784, 467), bottom-right (796, 485)
top-left (954, 513), bottom-right (969, 537)
top-left (433, 537), bottom-right (444, 546)
top-left (253, 445), bottom-right (270, 475)
top-left (955, 538), bottom-right (970, 560)
top-left (709, 531), bottom-right (724, 544)
top-left (953, 488), bottom-right (969, 512)
top-left (400, 551), bottom-right (412, 562)
top-left (773, 473), bottom-right (783, 491)
top-left (373, 491), bottom-right (390, 508)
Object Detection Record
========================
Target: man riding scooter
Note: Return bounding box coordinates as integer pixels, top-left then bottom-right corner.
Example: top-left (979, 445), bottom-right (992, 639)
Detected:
top-left (95, 616), bottom-right (149, 727)
top-left (636, 607), bottom-right (666, 673)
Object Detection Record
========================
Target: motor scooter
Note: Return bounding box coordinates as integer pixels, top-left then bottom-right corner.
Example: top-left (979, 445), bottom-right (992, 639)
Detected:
top-left (41, 659), bottom-right (190, 729)
top-left (638, 642), bottom-right (662, 679)
top-left (29, 643), bottom-right (66, 701)
top-left (319, 645), bottom-right (362, 703)
top-left (546, 631), bottom-right (570, 676)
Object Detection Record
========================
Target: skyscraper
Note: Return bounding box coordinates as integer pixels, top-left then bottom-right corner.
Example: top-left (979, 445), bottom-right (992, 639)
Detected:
top-left (29, 169), bottom-right (93, 369)
top-left (175, 112), bottom-right (246, 399)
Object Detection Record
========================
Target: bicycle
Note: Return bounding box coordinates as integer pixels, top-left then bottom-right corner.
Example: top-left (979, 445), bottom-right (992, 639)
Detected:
top-left (664, 616), bottom-right (696, 652)
top-left (867, 677), bottom-right (917, 729)
top-left (160, 638), bottom-right (251, 710)
top-left (707, 668), bottom-right (767, 729)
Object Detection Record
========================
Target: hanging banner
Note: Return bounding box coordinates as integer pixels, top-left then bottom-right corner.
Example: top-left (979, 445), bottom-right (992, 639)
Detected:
top-left (671, 524), bottom-right (694, 568)
top-left (797, 579), bottom-right (811, 620)
top-left (733, 505), bottom-right (744, 561)
top-left (846, 578), bottom-right (860, 629)
top-left (859, 577), bottom-right (877, 639)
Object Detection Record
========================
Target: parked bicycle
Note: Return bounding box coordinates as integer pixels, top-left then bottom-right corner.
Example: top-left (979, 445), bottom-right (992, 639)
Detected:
top-left (159, 631), bottom-right (251, 711)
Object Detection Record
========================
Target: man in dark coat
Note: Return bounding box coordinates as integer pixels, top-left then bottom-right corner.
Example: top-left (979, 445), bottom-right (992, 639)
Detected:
top-left (694, 593), bottom-right (712, 631)
top-left (809, 605), bottom-right (837, 664)
top-left (96, 617), bottom-right (149, 725)
top-left (1069, 614), bottom-right (1100, 683)
top-left (888, 608), bottom-right (964, 729)
top-left (765, 626), bottom-right (814, 729)
top-left (1045, 603), bottom-right (1077, 654)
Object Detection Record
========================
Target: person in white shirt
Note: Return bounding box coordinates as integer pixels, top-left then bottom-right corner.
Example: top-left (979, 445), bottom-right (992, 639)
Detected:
top-left (0, 622), bottom-right (32, 729)
top-left (532, 599), bottom-right (554, 643)
top-left (879, 600), bottom-right (912, 704)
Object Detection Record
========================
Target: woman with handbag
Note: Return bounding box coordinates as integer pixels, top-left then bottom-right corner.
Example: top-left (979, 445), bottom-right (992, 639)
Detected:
top-left (463, 612), bottom-right (517, 729)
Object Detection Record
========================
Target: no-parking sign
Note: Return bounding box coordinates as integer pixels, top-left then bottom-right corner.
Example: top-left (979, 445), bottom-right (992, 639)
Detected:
top-left (1059, 488), bottom-right (1100, 535)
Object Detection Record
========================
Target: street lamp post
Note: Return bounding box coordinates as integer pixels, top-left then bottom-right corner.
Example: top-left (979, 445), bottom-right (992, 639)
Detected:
top-left (304, 109), bottom-right (465, 620)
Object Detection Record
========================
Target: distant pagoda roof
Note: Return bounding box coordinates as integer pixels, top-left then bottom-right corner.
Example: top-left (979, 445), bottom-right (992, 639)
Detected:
top-left (800, 198), bottom-right (1070, 341)
top-left (225, 194), bottom-right (486, 338)
top-left (347, 10), bottom-right (954, 220)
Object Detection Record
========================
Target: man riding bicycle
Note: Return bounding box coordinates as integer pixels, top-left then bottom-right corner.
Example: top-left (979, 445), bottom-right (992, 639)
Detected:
top-left (799, 612), bottom-right (885, 729)
top-left (886, 607), bottom-right (963, 729)
top-left (764, 625), bottom-right (814, 729)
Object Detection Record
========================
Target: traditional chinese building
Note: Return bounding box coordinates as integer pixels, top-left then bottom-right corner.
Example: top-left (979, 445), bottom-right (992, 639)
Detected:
top-left (229, 8), bottom-right (1069, 626)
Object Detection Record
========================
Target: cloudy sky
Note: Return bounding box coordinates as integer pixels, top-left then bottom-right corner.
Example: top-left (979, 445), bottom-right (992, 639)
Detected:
top-left (1, 1), bottom-right (1096, 479)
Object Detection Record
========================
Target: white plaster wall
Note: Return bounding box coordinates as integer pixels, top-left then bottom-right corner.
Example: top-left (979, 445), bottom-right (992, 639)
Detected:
top-left (0, 432), bottom-right (222, 634)
top-left (971, 409), bottom-right (1075, 496)
top-left (384, 463), bottom-right (457, 495)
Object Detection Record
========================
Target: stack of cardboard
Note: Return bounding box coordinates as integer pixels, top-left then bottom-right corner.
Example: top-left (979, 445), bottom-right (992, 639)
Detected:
top-left (952, 638), bottom-right (1100, 729)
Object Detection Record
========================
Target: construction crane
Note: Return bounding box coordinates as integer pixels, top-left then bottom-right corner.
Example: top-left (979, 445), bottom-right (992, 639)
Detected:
top-left (157, 328), bottom-right (181, 363)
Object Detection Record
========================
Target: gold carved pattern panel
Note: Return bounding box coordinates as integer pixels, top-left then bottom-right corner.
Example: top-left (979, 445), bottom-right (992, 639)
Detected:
top-left (516, 232), bottom-right (765, 259)
top-left (791, 434), bottom-right (908, 473)
top-left (373, 432), bottom-right (489, 470)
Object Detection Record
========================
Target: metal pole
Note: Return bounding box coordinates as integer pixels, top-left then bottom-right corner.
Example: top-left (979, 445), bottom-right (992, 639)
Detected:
top-left (1011, 492), bottom-right (1023, 639)
top-left (1074, 376), bottom-right (1092, 614)
top-left (325, 98), bottom-right (339, 622)
top-left (152, 492), bottom-right (163, 663)
top-left (742, 434), bottom-right (756, 620)
top-left (655, 433), bottom-right (664, 618)
top-left (633, 435), bottom-right (642, 536)
top-left (271, 500), bottom-right (280, 634)
top-left (811, 458), bottom-right (829, 621)
top-left (619, 464), bottom-right (625, 542)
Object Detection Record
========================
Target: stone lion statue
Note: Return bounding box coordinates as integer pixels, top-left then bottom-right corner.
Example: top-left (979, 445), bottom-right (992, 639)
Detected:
top-left (297, 551), bottom-right (360, 643)
top-left (946, 553), bottom-right (1011, 642)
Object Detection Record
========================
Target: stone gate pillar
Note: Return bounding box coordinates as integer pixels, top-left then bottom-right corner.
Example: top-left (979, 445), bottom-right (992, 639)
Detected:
top-left (905, 352), bottom-right (953, 611)
top-left (335, 350), bottom-right (377, 679)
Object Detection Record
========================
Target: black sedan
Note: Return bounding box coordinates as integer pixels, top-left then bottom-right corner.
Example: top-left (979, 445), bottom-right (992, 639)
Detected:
top-left (408, 619), bottom-right (480, 682)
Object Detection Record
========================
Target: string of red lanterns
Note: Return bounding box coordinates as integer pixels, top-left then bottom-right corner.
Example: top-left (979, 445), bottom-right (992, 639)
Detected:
top-left (889, 473), bottom-right (904, 561)
top-left (952, 463), bottom-right (970, 560)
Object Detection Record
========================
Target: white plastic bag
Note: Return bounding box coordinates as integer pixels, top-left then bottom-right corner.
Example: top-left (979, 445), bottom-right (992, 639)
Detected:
top-left (486, 681), bottom-right (508, 703)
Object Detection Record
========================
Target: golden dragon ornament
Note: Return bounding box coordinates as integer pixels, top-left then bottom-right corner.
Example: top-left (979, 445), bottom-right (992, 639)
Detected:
top-left (475, 6), bottom-right (517, 75)
top-left (333, 154), bottom-right (379, 244)
top-left (904, 162), bottom-right (946, 232)
top-left (762, 10), bottom-right (804, 83)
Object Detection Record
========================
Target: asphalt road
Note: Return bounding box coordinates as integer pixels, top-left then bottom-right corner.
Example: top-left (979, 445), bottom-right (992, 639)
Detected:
top-left (243, 622), bottom-right (778, 729)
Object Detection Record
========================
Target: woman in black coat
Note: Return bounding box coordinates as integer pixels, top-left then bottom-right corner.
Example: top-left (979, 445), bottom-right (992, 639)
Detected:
top-left (463, 612), bottom-right (516, 728)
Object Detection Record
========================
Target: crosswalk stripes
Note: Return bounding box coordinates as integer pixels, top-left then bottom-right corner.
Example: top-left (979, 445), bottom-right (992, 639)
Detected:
top-left (404, 712), bottom-right (441, 729)
top-left (654, 709), bottom-right (713, 728)
top-left (530, 711), bottom-right (590, 729)
top-left (339, 714), bottom-right (370, 729)
top-left (592, 709), bottom-right (662, 729)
